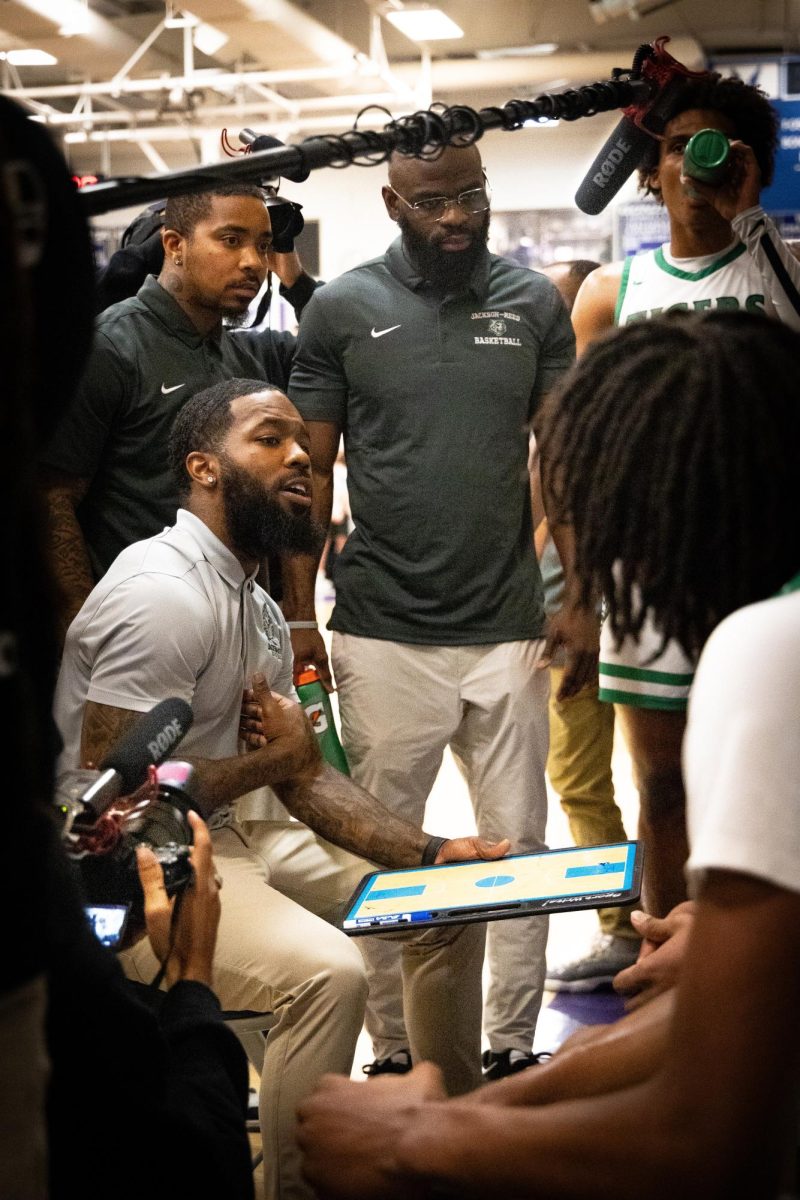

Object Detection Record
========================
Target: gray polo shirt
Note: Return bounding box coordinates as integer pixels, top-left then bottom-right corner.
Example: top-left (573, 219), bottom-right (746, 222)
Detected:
top-left (53, 509), bottom-right (295, 823)
top-left (289, 238), bottom-right (575, 644)
top-left (40, 276), bottom-right (267, 578)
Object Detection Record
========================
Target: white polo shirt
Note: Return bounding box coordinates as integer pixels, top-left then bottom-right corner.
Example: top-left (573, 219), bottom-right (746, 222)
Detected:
top-left (684, 587), bottom-right (800, 897)
top-left (54, 508), bottom-right (295, 823)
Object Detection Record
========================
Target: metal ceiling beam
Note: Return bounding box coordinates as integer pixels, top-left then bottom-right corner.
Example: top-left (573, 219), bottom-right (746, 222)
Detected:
top-left (6, 0), bottom-right (177, 69)
top-left (8, 62), bottom-right (392, 99)
top-left (34, 89), bottom-right (411, 127)
top-left (59, 107), bottom-right (412, 143)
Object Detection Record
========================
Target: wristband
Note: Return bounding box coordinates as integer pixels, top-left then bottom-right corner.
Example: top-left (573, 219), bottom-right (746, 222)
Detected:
top-left (286, 621), bottom-right (318, 629)
top-left (421, 835), bottom-right (448, 866)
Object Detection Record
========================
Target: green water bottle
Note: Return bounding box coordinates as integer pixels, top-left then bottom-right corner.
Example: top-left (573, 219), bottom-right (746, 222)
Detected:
top-left (294, 663), bottom-right (351, 775)
top-left (683, 128), bottom-right (730, 186)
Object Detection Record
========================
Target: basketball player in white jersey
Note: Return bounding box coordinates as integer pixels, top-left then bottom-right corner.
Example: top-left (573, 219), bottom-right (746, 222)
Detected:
top-left (571, 74), bottom-right (800, 916)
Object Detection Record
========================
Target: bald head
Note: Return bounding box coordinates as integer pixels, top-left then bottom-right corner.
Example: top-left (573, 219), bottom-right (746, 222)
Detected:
top-left (387, 143), bottom-right (483, 193)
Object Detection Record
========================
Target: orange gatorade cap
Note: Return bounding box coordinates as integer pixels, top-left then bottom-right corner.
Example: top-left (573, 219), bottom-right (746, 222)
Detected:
top-left (294, 664), bottom-right (320, 687)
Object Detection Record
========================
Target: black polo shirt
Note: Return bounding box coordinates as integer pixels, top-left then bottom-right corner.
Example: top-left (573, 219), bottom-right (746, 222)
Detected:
top-left (289, 239), bottom-right (575, 644)
top-left (41, 276), bottom-right (268, 577)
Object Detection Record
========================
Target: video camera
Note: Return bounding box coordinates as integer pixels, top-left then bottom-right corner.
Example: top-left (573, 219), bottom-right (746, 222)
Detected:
top-left (225, 129), bottom-right (309, 253)
top-left (54, 699), bottom-right (198, 925)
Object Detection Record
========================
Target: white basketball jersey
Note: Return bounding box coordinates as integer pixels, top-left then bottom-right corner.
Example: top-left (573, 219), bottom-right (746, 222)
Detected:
top-left (615, 241), bottom-right (775, 326)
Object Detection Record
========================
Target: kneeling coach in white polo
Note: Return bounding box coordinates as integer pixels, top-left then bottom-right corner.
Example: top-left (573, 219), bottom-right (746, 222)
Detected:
top-left (53, 377), bottom-right (510, 1200)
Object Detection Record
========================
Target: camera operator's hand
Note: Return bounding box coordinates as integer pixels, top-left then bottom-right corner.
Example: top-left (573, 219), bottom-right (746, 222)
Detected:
top-left (136, 811), bottom-right (221, 989)
top-left (250, 671), bottom-right (322, 783)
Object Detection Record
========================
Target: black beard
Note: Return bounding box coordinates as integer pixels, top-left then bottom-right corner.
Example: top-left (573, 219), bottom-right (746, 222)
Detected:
top-left (222, 309), bottom-right (249, 329)
top-left (219, 456), bottom-right (325, 560)
top-left (398, 210), bottom-right (490, 290)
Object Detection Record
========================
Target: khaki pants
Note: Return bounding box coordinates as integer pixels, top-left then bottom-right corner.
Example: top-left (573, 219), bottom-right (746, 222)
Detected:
top-left (123, 819), bottom-right (484, 1200)
top-left (548, 665), bottom-right (636, 940)
top-left (332, 633), bottom-right (551, 1057)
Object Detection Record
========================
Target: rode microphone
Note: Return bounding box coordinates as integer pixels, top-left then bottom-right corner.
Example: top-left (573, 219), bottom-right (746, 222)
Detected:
top-left (79, 698), bottom-right (194, 820)
top-left (575, 37), bottom-right (710, 215)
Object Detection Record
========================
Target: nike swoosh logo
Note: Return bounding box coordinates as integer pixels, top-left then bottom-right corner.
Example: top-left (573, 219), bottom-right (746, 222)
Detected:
top-left (161, 382), bottom-right (186, 394)
top-left (371, 324), bottom-right (401, 338)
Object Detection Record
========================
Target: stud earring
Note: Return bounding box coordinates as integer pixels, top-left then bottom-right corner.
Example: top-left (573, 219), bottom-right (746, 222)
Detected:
top-left (174, 257), bottom-right (183, 266)
top-left (207, 475), bottom-right (215, 483)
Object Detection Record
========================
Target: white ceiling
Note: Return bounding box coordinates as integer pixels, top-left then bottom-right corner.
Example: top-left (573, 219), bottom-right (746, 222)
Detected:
top-left (1, 0), bottom-right (797, 174)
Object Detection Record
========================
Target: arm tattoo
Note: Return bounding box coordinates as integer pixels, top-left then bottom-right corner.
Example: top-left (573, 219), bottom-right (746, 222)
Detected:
top-left (42, 473), bottom-right (95, 641)
top-left (81, 702), bottom-right (141, 767)
top-left (81, 703), bottom-right (429, 863)
top-left (275, 764), bottom-right (428, 868)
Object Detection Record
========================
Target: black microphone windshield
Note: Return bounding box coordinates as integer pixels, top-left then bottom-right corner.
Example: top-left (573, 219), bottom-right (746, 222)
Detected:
top-left (100, 698), bottom-right (194, 795)
top-left (574, 115), bottom-right (655, 215)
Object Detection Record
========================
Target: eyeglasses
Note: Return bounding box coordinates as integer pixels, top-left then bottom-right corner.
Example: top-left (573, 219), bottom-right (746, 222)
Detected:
top-left (387, 182), bottom-right (492, 221)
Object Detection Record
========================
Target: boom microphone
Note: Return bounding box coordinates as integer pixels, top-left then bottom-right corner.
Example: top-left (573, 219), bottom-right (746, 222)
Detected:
top-left (575, 36), bottom-right (710, 215)
top-left (575, 115), bottom-right (657, 215)
top-left (78, 698), bottom-right (194, 819)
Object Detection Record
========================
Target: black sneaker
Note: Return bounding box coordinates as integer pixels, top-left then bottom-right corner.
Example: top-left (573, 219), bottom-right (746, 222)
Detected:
top-left (362, 1049), bottom-right (413, 1077)
top-left (482, 1048), bottom-right (551, 1081)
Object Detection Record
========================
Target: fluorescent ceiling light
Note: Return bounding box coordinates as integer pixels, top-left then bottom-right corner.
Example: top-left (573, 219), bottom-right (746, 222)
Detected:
top-left (477, 43), bottom-right (559, 59)
top-left (588, 0), bottom-right (640, 21)
top-left (59, 0), bottom-right (90, 36)
top-left (12, 0), bottom-right (90, 34)
top-left (193, 22), bottom-right (229, 56)
top-left (385, 7), bottom-right (464, 42)
top-left (3, 49), bottom-right (58, 65)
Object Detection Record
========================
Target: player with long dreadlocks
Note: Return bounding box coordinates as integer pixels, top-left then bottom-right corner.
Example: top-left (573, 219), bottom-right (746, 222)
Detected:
top-left (542, 311), bottom-right (800, 655)
top-left (295, 308), bottom-right (800, 1200)
top-left (563, 71), bottom-right (800, 944)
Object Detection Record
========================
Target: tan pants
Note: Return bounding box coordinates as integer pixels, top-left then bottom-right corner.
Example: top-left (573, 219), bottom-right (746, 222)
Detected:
top-left (123, 819), bottom-right (484, 1200)
top-left (547, 665), bottom-right (636, 939)
top-left (332, 633), bottom-right (551, 1057)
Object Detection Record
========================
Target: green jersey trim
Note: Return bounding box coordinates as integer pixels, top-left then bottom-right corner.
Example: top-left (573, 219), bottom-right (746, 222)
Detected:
top-left (614, 257), bottom-right (633, 325)
top-left (597, 686), bottom-right (689, 711)
top-left (599, 660), bottom-right (695, 686)
top-left (653, 242), bottom-right (746, 282)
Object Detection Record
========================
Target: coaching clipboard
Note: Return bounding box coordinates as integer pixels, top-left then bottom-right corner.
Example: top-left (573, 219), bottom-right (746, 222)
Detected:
top-left (339, 841), bottom-right (643, 935)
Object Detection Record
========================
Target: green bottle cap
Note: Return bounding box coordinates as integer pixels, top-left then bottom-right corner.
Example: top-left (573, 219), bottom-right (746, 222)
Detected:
top-left (683, 128), bottom-right (730, 185)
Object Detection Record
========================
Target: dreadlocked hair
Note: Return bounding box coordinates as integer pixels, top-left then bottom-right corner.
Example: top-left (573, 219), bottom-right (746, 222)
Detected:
top-left (540, 310), bottom-right (800, 659)
top-left (169, 377), bottom-right (283, 498)
top-left (163, 182), bottom-right (267, 236)
top-left (638, 74), bottom-right (778, 196)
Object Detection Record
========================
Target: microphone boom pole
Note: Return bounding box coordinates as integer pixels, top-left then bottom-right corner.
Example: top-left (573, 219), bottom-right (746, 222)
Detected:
top-left (77, 75), bottom-right (653, 217)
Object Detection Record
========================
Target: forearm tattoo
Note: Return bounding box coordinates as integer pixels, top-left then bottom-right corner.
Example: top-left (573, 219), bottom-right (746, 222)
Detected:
top-left (276, 764), bottom-right (428, 868)
top-left (81, 702), bottom-right (140, 767)
top-left (45, 483), bottom-right (94, 637)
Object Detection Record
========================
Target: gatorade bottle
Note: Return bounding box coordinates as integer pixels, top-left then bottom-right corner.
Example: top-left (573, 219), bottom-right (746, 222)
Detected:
top-left (683, 128), bottom-right (730, 186)
top-left (294, 664), bottom-right (351, 775)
